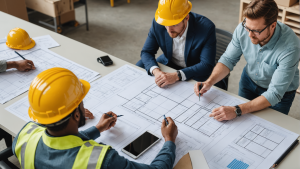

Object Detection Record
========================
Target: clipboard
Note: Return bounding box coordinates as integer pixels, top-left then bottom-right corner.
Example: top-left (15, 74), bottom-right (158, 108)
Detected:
top-left (174, 150), bottom-right (209, 169)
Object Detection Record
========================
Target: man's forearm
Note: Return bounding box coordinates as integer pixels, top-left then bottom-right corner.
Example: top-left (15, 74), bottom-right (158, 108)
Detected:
top-left (206, 63), bottom-right (230, 85)
top-left (6, 61), bottom-right (17, 70)
top-left (239, 96), bottom-right (271, 114)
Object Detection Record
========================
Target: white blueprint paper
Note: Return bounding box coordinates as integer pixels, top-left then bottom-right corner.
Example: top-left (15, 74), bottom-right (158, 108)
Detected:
top-left (0, 48), bottom-right (100, 104)
top-left (0, 35), bottom-right (60, 61)
top-left (6, 65), bottom-right (299, 168)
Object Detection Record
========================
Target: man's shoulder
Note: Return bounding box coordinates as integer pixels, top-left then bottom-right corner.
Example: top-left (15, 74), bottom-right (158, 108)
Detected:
top-left (277, 22), bottom-right (300, 50)
top-left (189, 12), bottom-right (215, 28)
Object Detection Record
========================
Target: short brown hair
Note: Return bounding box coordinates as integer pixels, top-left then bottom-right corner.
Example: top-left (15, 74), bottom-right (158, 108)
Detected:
top-left (243, 0), bottom-right (278, 25)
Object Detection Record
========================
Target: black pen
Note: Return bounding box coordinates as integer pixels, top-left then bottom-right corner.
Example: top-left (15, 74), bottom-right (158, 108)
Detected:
top-left (15, 51), bottom-right (26, 60)
top-left (105, 113), bottom-right (123, 118)
top-left (163, 115), bottom-right (169, 126)
top-left (199, 83), bottom-right (203, 101)
top-left (271, 139), bottom-right (299, 168)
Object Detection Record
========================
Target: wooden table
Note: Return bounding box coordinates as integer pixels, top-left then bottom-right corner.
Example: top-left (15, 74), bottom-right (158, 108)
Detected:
top-left (0, 11), bottom-right (299, 169)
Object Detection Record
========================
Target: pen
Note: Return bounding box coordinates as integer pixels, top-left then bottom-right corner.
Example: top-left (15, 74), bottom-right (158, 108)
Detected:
top-left (105, 113), bottom-right (123, 118)
top-left (163, 115), bottom-right (169, 126)
top-left (271, 139), bottom-right (299, 168)
top-left (15, 51), bottom-right (26, 60)
top-left (199, 83), bottom-right (203, 101)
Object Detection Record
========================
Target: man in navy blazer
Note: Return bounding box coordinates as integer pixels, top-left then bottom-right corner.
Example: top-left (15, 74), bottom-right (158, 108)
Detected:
top-left (136, 0), bottom-right (226, 90)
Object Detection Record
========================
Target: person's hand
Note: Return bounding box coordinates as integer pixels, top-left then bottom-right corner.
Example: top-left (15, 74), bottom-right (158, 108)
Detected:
top-left (84, 109), bottom-right (94, 120)
top-left (95, 111), bottom-right (117, 132)
top-left (209, 106), bottom-right (236, 121)
top-left (161, 117), bottom-right (178, 143)
top-left (7, 60), bottom-right (36, 72)
top-left (153, 69), bottom-right (179, 88)
top-left (194, 81), bottom-right (213, 96)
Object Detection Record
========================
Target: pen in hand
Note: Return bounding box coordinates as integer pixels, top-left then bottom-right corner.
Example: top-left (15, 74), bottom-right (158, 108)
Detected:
top-left (163, 115), bottom-right (169, 126)
top-left (199, 83), bottom-right (203, 101)
top-left (15, 51), bottom-right (26, 60)
top-left (105, 113), bottom-right (123, 118)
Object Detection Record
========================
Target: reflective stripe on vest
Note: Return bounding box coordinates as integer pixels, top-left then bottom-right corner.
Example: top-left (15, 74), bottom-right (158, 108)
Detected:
top-left (15, 122), bottom-right (110, 169)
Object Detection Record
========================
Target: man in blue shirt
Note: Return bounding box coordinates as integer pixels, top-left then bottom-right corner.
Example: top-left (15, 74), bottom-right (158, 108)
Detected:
top-left (12, 67), bottom-right (178, 169)
top-left (194, 0), bottom-right (299, 120)
top-left (136, 0), bottom-right (226, 90)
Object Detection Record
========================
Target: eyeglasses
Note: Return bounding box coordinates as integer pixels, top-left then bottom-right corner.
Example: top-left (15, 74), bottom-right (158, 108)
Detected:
top-left (242, 18), bottom-right (272, 36)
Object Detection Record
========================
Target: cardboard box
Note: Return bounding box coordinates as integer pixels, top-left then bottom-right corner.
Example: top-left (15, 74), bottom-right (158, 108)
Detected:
top-left (25, 0), bottom-right (74, 17)
top-left (56, 9), bottom-right (75, 24)
top-left (0, 0), bottom-right (29, 21)
top-left (275, 0), bottom-right (298, 7)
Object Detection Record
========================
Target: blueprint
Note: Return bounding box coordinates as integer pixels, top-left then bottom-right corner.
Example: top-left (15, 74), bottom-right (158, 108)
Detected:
top-left (0, 35), bottom-right (60, 61)
top-left (0, 48), bottom-right (100, 104)
top-left (6, 65), bottom-right (299, 168)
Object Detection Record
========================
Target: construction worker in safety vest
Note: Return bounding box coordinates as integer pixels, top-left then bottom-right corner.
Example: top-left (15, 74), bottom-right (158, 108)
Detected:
top-left (136, 0), bottom-right (227, 90)
top-left (0, 28), bottom-right (36, 73)
top-left (12, 67), bottom-right (179, 169)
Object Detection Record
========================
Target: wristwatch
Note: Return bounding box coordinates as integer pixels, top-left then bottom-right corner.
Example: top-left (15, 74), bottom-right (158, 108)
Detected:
top-left (177, 70), bottom-right (182, 81)
top-left (234, 105), bottom-right (242, 117)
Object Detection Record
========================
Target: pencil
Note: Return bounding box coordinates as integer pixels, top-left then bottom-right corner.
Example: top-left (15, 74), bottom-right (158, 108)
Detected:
top-left (14, 51), bottom-right (26, 60)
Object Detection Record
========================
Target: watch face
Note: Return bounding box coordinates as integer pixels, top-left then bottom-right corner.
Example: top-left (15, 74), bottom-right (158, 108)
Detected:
top-left (235, 106), bottom-right (242, 116)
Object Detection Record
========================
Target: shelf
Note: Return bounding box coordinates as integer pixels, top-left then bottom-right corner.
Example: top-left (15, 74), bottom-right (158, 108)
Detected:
top-left (290, 27), bottom-right (300, 34)
top-left (286, 4), bottom-right (300, 15)
top-left (286, 13), bottom-right (300, 22)
top-left (285, 20), bottom-right (300, 28)
top-left (278, 11), bottom-right (283, 17)
top-left (277, 4), bottom-right (285, 10)
top-left (277, 16), bottom-right (282, 22)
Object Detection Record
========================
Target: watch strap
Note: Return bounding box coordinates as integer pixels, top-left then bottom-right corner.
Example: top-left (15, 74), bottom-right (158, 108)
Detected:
top-left (234, 105), bottom-right (242, 117)
top-left (177, 71), bottom-right (182, 81)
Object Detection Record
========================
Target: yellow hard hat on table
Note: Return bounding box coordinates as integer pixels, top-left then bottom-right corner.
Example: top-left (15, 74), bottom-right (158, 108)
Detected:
top-left (28, 67), bottom-right (90, 125)
top-left (155, 0), bottom-right (192, 26)
top-left (6, 27), bottom-right (35, 50)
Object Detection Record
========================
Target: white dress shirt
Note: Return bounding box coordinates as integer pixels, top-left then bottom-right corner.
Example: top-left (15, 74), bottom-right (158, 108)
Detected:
top-left (150, 23), bottom-right (189, 81)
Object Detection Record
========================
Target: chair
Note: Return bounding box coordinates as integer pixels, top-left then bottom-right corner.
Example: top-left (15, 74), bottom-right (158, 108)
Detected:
top-left (215, 28), bottom-right (233, 90)
top-left (0, 128), bottom-right (18, 169)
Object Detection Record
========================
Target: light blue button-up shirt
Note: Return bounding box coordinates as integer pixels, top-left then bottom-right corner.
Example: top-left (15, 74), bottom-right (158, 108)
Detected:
top-left (219, 21), bottom-right (300, 106)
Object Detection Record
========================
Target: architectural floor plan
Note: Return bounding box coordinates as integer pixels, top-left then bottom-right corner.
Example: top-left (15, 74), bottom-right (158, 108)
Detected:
top-left (0, 48), bottom-right (100, 104)
top-left (6, 65), bottom-right (299, 168)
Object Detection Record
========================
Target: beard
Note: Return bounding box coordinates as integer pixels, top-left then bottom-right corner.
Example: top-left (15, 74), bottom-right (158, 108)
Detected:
top-left (167, 23), bottom-right (185, 38)
top-left (250, 28), bottom-right (271, 45)
top-left (78, 106), bottom-right (86, 128)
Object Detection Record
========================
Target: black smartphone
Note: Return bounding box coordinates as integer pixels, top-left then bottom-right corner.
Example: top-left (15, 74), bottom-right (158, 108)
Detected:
top-left (121, 131), bottom-right (161, 159)
top-left (97, 55), bottom-right (113, 66)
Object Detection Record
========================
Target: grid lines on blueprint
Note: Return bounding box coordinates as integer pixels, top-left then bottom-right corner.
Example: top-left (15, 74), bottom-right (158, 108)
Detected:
top-left (121, 82), bottom-right (243, 137)
top-left (0, 48), bottom-right (99, 104)
top-left (234, 124), bottom-right (286, 158)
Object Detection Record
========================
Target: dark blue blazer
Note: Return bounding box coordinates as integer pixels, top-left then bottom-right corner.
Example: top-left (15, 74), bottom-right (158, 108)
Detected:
top-left (140, 12), bottom-right (216, 82)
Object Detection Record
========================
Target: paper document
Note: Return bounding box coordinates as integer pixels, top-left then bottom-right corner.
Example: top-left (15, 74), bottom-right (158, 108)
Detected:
top-left (0, 48), bottom-right (100, 104)
top-left (6, 65), bottom-right (299, 168)
top-left (0, 35), bottom-right (60, 61)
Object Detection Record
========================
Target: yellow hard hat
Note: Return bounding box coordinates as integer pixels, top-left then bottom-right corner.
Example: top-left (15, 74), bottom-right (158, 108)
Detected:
top-left (6, 28), bottom-right (36, 50)
top-left (28, 67), bottom-right (90, 125)
top-left (155, 0), bottom-right (192, 26)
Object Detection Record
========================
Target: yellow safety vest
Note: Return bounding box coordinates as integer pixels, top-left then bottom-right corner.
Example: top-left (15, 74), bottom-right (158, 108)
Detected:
top-left (14, 122), bottom-right (111, 169)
